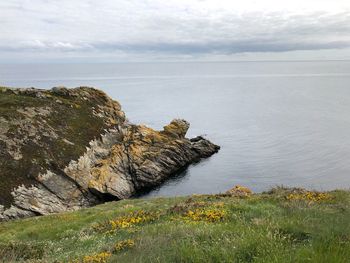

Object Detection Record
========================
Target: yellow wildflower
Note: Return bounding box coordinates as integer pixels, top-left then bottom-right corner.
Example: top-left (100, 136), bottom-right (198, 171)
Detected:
top-left (97, 210), bottom-right (159, 233)
top-left (286, 191), bottom-right (332, 202)
top-left (82, 252), bottom-right (111, 263)
top-left (183, 208), bottom-right (227, 222)
top-left (114, 239), bottom-right (135, 252)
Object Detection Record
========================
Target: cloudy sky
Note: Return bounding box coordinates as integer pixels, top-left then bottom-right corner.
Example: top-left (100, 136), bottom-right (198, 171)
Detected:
top-left (1, 0), bottom-right (350, 62)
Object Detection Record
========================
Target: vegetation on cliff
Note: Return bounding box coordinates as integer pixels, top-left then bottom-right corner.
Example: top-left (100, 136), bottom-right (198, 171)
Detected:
top-left (0, 187), bottom-right (349, 262)
top-left (0, 86), bottom-right (125, 207)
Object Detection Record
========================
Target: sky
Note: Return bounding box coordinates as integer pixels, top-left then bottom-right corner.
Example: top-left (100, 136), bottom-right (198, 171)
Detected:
top-left (1, 0), bottom-right (350, 62)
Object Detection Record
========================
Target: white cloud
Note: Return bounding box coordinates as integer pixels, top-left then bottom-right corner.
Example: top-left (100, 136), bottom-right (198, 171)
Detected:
top-left (0, 0), bottom-right (350, 62)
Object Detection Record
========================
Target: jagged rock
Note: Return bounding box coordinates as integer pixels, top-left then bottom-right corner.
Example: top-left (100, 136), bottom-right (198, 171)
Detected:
top-left (0, 86), bottom-right (219, 220)
top-left (162, 119), bottom-right (190, 138)
top-left (64, 123), bottom-right (220, 200)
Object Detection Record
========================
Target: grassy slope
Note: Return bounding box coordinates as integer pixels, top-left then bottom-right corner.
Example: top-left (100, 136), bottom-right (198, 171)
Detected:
top-left (0, 188), bottom-right (349, 263)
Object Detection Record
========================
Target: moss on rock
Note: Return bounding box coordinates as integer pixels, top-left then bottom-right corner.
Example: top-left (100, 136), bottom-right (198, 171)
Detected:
top-left (0, 87), bottom-right (125, 206)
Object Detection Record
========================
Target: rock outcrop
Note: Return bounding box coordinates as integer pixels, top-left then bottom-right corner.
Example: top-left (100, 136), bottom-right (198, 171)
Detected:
top-left (0, 86), bottom-right (219, 220)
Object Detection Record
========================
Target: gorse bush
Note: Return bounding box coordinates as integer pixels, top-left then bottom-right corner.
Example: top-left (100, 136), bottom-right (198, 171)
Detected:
top-left (93, 210), bottom-right (160, 234)
top-left (286, 191), bottom-right (332, 202)
top-left (183, 208), bottom-right (227, 222)
top-left (114, 239), bottom-right (135, 252)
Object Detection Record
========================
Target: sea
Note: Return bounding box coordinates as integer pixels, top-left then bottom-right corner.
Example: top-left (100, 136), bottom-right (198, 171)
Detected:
top-left (1, 60), bottom-right (350, 196)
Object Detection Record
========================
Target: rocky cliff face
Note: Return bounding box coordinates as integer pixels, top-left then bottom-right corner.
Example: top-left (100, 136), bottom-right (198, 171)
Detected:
top-left (0, 86), bottom-right (219, 220)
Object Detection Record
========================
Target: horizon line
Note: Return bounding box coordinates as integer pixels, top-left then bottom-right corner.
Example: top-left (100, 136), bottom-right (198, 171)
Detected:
top-left (1, 59), bottom-right (350, 65)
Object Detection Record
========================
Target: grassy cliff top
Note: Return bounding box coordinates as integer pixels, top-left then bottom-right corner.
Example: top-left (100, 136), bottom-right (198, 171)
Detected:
top-left (0, 187), bottom-right (349, 262)
top-left (0, 86), bottom-right (125, 206)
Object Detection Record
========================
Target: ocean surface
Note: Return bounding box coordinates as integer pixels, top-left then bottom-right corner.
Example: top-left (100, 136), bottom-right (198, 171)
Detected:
top-left (1, 61), bottom-right (350, 196)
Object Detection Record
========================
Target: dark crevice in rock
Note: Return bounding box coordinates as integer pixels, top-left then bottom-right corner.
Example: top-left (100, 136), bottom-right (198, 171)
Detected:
top-left (122, 128), bottom-right (139, 189)
top-left (88, 187), bottom-right (119, 203)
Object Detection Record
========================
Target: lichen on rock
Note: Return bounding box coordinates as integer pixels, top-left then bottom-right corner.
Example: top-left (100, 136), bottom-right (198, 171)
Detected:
top-left (0, 86), bottom-right (219, 220)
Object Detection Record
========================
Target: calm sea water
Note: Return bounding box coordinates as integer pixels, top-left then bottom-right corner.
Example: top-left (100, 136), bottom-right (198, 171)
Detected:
top-left (1, 61), bottom-right (350, 195)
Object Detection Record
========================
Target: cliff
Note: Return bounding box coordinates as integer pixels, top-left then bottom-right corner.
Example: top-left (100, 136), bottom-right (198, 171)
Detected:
top-left (0, 86), bottom-right (219, 220)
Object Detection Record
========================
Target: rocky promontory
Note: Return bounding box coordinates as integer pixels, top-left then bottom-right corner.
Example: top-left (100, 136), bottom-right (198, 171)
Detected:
top-left (0, 86), bottom-right (219, 220)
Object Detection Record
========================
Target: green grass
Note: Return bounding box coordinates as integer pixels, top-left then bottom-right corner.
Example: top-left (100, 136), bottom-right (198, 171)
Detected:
top-left (0, 188), bottom-right (349, 262)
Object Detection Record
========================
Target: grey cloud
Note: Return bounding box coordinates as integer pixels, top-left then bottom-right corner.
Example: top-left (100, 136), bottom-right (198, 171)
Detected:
top-left (1, 0), bottom-right (350, 59)
top-left (90, 39), bottom-right (350, 54)
top-left (2, 38), bottom-right (349, 55)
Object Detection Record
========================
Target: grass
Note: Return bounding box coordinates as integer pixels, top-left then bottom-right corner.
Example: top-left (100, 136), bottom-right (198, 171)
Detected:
top-left (0, 187), bottom-right (349, 262)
